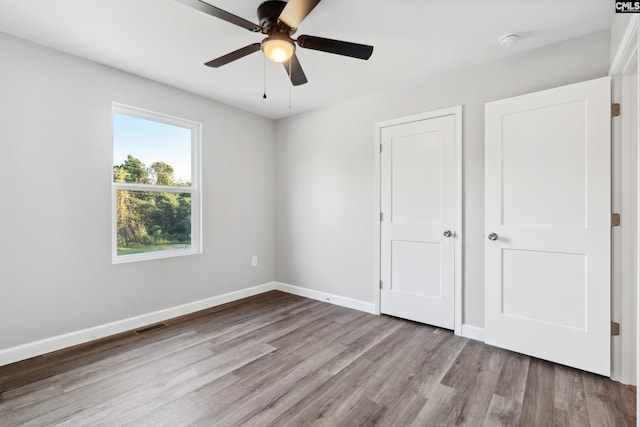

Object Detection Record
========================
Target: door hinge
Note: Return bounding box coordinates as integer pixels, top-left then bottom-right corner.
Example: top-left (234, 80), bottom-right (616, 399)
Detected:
top-left (611, 321), bottom-right (621, 336)
top-left (380, 144), bottom-right (383, 153)
top-left (612, 213), bottom-right (621, 227)
top-left (380, 212), bottom-right (383, 222)
top-left (379, 280), bottom-right (383, 289)
top-left (612, 103), bottom-right (621, 118)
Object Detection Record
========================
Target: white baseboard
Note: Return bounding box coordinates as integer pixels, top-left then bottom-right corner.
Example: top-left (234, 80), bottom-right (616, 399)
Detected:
top-left (274, 282), bottom-right (376, 314)
top-left (0, 282), bottom-right (277, 367)
top-left (461, 324), bottom-right (485, 342)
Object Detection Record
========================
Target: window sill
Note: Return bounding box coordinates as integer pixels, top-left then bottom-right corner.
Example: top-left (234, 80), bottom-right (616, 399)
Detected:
top-left (112, 248), bottom-right (202, 264)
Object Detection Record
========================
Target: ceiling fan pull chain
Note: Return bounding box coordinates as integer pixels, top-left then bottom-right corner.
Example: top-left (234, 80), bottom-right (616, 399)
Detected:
top-left (288, 58), bottom-right (292, 109)
top-left (263, 55), bottom-right (267, 99)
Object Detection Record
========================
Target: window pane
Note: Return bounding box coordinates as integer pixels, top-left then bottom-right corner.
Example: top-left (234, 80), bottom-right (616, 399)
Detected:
top-left (116, 190), bottom-right (191, 256)
top-left (113, 113), bottom-right (192, 186)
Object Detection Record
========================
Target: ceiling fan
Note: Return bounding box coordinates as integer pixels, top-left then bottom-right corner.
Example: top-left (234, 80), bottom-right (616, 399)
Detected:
top-left (174, 0), bottom-right (374, 86)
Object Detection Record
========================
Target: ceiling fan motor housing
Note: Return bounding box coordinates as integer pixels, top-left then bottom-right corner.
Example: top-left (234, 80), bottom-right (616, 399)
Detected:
top-left (258, 1), bottom-right (291, 34)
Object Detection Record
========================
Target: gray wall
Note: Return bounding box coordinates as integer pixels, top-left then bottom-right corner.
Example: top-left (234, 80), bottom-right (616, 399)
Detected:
top-left (611, 14), bottom-right (634, 64)
top-left (275, 31), bottom-right (611, 328)
top-left (0, 28), bottom-right (614, 351)
top-left (0, 33), bottom-right (276, 349)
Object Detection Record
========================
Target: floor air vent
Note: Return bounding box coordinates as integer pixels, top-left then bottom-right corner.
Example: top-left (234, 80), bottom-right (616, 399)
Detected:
top-left (134, 323), bottom-right (168, 335)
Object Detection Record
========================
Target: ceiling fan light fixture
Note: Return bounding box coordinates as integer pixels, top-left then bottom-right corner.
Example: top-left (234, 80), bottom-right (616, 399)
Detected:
top-left (262, 37), bottom-right (295, 63)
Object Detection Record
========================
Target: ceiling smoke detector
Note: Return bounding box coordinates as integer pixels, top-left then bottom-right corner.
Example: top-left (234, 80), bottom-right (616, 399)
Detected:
top-left (498, 33), bottom-right (519, 48)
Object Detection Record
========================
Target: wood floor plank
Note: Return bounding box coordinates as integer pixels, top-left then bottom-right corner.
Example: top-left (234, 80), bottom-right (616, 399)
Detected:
top-left (0, 291), bottom-right (297, 394)
top-left (267, 357), bottom-right (375, 426)
top-left (440, 340), bottom-right (503, 391)
top-left (552, 408), bottom-right (587, 427)
top-left (201, 342), bottom-right (348, 426)
top-left (439, 340), bottom-right (508, 425)
top-left (553, 364), bottom-right (589, 426)
top-left (335, 314), bottom-right (385, 345)
top-left (58, 331), bottom-right (202, 392)
top-left (482, 393), bottom-right (522, 426)
top-left (75, 342), bottom-right (276, 426)
top-left (0, 291), bottom-right (634, 426)
top-left (374, 388), bottom-right (428, 426)
top-left (320, 316), bottom-right (404, 375)
top-left (0, 384), bottom-right (63, 416)
top-left (410, 383), bottom-right (466, 426)
top-left (1, 343), bottom-right (217, 426)
top-left (363, 325), bottom-right (444, 405)
top-left (239, 368), bottom-right (335, 426)
top-left (519, 358), bottom-right (556, 426)
top-left (203, 302), bottom-right (333, 351)
top-left (610, 377), bottom-right (637, 425)
top-left (359, 321), bottom-right (420, 363)
top-left (330, 306), bottom-right (369, 325)
top-left (409, 329), bottom-right (467, 397)
top-left (494, 352), bottom-right (530, 403)
top-left (231, 334), bottom-right (337, 392)
top-left (582, 370), bottom-right (635, 426)
top-left (332, 397), bottom-right (387, 426)
top-left (124, 373), bottom-right (249, 427)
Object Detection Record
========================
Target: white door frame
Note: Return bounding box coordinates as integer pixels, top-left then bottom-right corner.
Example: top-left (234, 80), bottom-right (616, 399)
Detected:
top-left (610, 15), bottom-right (639, 386)
top-left (373, 105), bottom-right (463, 336)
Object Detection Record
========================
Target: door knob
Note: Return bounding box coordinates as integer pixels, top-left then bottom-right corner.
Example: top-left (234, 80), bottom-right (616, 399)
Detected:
top-left (443, 230), bottom-right (453, 238)
top-left (488, 233), bottom-right (498, 241)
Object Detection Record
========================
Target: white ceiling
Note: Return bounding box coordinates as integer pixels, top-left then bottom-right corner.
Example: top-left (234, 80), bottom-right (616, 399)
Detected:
top-left (0, 0), bottom-right (612, 119)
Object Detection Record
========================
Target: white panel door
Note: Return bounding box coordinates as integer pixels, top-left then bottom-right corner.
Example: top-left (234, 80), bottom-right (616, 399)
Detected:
top-left (380, 115), bottom-right (455, 329)
top-left (485, 77), bottom-right (611, 376)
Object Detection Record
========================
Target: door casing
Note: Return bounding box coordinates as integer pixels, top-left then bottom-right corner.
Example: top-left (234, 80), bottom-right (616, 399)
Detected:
top-left (610, 15), bottom-right (639, 386)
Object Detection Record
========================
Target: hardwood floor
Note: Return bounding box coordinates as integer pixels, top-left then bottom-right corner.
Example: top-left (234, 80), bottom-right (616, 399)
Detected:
top-left (0, 291), bottom-right (635, 426)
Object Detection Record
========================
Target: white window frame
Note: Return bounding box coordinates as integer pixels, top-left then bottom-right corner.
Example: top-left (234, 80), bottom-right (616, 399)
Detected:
top-left (111, 103), bottom-right (202, 264)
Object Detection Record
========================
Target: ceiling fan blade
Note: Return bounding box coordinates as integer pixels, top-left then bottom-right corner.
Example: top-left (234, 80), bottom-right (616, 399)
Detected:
top-left (174, 0), bottom-right (261, 32)
top-left (205, 43), bottom-right (262, 68)
top-left (278, 0), bottom-right (321, 30)
top-left (297, 35), bottom-right (373, 60)
top-left (284, 54), bottom-right (308, 86)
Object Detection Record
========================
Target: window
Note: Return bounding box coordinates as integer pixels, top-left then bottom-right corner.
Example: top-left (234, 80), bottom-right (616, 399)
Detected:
top-left (112, 104), bottom-right (201, 263)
